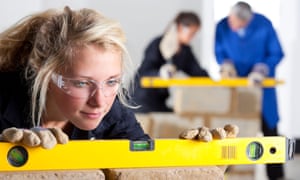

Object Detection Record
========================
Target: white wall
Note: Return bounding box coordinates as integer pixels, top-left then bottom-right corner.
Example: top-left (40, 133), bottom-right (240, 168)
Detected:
top-left (0, 0), bottom-right (41, 30)
top-left (41, 0), bottom-right (203, 70)
top-left (277, 0), bottom-right (300, 137)
top-left (0, 0), bottom-right (202, 69)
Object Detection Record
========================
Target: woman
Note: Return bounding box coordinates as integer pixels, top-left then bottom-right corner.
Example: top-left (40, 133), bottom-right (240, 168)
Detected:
top-left (0, 7), bottom-right (236, 150)
top-left (0, 6), bottom-right (150, 149)
top-left (133, 11), bottom-right (209, 113)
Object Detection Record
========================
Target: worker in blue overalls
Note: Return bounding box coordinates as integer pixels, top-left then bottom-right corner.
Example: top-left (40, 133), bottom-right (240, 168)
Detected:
top-left (214, 2), bottom-right (284, 180)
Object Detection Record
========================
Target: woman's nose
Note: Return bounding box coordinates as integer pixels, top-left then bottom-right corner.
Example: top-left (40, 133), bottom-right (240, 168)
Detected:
top-left (87, 88), bottom-right (107, 107)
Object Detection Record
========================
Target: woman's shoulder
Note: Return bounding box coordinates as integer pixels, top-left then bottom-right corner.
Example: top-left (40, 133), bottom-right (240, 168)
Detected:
top-left (0, 71), bottom-right (31, 129)
top-left (145, 36), bottom-right (162, 49)
top-left (0, 71), bottom-right (28, 92)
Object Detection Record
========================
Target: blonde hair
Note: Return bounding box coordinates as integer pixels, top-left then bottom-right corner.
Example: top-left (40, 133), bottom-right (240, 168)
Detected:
top-left (0, 6), bottom-right (134, 126)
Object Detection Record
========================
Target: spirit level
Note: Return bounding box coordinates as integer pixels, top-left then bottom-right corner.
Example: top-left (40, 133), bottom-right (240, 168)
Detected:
top-left (0, 137), bottom-right (295, 171)
top-left (141, 77), bottom-right (284, 88)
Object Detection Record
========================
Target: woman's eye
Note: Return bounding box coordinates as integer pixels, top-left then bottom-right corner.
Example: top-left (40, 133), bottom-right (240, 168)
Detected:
top-left (106, 79), bottom-right (120, 87)
top-left (71, 80), bottom-right (89, 88)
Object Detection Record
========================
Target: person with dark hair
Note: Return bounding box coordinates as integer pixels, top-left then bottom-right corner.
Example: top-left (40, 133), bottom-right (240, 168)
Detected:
top-left (133, 11), bottom-right (208, 113)
top-left (214, 2), bottom-right (284, 180)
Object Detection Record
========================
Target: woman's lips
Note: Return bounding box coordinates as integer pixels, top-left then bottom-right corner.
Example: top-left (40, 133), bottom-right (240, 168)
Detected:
top-left (81, 111), bottom-right (102, 119)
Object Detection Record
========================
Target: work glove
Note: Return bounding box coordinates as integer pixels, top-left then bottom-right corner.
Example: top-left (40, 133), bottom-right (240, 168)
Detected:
top-left (0, 127), bottom-right (69, 149)
top-left (159, 23), bottom-right (178, 79)
top-left (179, 124), bottom-right (239, 173)
top-left (159, 63), bottom-right (177, 79)
top-left (179, 124), bottom-right (239, 142)
top-left (220, 60), bottom-right (237, 79)
top-left (159, 23), bottom-right (179, 60)
top-left (248, 63), bottom-right (269, 86)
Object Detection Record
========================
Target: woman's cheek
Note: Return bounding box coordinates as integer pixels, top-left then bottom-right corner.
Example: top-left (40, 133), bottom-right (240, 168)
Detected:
top-left (60, 97), bottom-right (86, 115)
top-left (105, 95), bottom-right (117, 111)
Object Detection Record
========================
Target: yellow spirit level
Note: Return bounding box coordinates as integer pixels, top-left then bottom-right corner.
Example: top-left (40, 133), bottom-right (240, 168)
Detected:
top-left (141, 77), bottom-right (284, 88)
top-left (0, 137), bottom-right (295, 172)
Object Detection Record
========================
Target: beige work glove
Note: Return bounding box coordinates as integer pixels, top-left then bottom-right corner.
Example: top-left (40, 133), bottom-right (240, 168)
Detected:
top-left (0, 127), bottom-right (69, 149)
top-left (248, 72), bottom-right (265, 86)
top-left (220, 61), bottom-right (237, 79)
top-left (248, 63), bottom-right (269, 87)
top-left (179, 124), bottom-right (239, 142)
top-left (159, 63), bottom-right (177, 79)
top-left (159, 23), bottom-right (179, 60)
top-left (179, 124), bottom-right (239, 173)
top-left (158, 23), bottom-right (179, 79)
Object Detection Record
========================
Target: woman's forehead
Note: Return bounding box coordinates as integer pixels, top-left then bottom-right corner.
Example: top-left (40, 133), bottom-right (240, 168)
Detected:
top-left (64, 44), bottom-right (122, 79)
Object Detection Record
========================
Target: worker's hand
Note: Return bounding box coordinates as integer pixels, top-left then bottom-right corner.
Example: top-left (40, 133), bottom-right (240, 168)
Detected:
top-left (248, 63), bottom-right (269, 86)
top-left (179, 124), bottom-right (239, 173)
top-left (179, 124), bottom-right (239, 141)
top-left (159, 23), bottom-right (179, 60)
top-left (159, 63), bottom-right (177, 79)
top-left (0, 127), bottom-right (69, 149)
top-left (220, 61), bottom-right (237, 79)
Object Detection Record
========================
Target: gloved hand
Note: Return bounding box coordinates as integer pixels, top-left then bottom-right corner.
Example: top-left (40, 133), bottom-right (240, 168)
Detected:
top-left (248, 63), bottom-right (269, 86)
top-left (179, 124), bottom-right (239, 141)
top-left (159, 23), bottom-right (179, 60)
top-left (159, 63), bottom-right (177, 79)
top-left (0, 127), bottom-right (69, 149)
top-left (179, 124), bottom-right (239, 173)
top-left (220, 60), bottom-right (237, 79)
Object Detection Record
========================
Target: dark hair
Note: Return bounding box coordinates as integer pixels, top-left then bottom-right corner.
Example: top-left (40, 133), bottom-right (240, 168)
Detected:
top-left (174, 11), bottom-right (201, 27)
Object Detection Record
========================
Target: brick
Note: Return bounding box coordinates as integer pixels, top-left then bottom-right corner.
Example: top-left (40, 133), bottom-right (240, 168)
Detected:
top-left (149, 113), bottom-right (204, 138)
top-left (135, 113), bottom-right (153, 136)
top-left (225, 173), bottom-right (254, 180)
top-left (225, 165), bottom-right (255, 180)
top-left (173, 87), bottom-right (231, 115)
top-left (104, 167), bottom-right (224, 180)
top-left (210, 117), bottom-right (260, 137)
top-left (234, 87), bottom-right (262, 116)
top-left (0, 170), bottom-right (105, 180)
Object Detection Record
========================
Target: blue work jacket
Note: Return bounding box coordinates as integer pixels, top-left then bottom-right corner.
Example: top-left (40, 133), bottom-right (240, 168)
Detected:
top-left (214, 13), bottom-right (284, 129)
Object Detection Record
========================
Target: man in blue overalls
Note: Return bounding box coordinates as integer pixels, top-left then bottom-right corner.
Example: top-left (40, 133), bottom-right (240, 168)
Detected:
top-left (214, 2), bottom-right (284, 180)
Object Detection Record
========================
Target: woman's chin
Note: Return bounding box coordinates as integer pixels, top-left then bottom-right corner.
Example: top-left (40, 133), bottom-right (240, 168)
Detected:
top-left (75, 122), bottom-right (99, 131)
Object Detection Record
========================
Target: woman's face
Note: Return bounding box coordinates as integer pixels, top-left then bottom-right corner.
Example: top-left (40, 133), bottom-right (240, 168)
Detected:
top-left (177, 24), bottom-right (199, 45)
top-left (47, 44), bottom-right (122, 130)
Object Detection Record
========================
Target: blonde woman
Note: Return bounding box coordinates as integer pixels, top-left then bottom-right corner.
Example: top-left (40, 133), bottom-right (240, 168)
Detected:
top-left (0, 6), bottom-right (151, 149)
top-left (0, 7), bottom-right (237, 150)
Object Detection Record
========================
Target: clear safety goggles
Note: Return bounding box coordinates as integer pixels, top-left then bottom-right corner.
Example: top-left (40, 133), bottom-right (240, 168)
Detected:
top-left (51, 73), bottom-right (121, 98)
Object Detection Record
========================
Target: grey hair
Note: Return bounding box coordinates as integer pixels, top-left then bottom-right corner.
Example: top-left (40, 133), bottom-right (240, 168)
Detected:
top-left (230, 1), bottom-right (253, 21)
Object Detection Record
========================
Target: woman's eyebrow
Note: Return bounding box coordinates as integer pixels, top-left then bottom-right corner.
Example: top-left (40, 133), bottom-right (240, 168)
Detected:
top-left (107, 74), bottom-right (121, 79)
top-left (73, 73), bottom-right (121, 80)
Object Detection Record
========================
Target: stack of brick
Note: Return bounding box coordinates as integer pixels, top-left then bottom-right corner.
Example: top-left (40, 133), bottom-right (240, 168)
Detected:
top-left (0, 170), bottom-right (105, 180)
top-left (135, 86), bottom-right (263, 179)
top-left (104, 167), bottom-right (225, 180)
top-left (136, 87), bottom-right (262, 138)
top-left (0, 167), bottom-right (225, 179)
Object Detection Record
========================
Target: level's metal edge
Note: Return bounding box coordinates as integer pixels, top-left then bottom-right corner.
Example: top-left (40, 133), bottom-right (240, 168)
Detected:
top-left (286, 138), bottom-right (296, 160)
